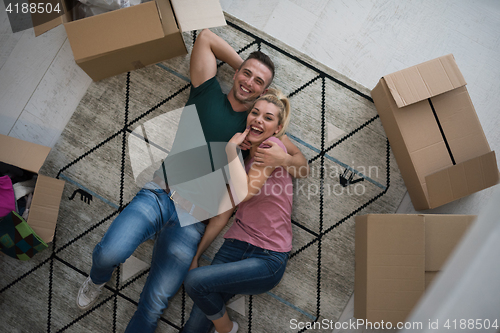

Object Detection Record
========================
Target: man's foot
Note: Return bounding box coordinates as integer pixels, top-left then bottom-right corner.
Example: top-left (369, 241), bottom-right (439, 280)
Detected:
top-left (215, 321), bottom-right (239, 333)
top-left (76, 276), bottom-right (105, 310)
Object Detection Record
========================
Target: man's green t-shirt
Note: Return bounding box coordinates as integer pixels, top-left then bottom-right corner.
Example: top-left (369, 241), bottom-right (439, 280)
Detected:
top-left (186, 76), bottom-right (247, 144)
top-left (155, 77), bottom-right (248, 186)
top-left (157, 76), bottom-right (248, 217)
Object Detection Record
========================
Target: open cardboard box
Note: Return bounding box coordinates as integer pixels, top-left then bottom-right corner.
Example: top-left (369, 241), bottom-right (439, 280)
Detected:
top-left (33, 0), bottom-right (226, 81)
top-left (0, 134), bottom-right (65, 244)
top-left (354, 214), bottom-right (476, 325)
top-left (371, 54), bottom-right (499, 210)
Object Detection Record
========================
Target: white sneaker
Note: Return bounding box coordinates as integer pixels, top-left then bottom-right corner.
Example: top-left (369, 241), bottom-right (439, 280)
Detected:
top-left (215, 321), bottom-right (239, 333)
top-left (76, 276), bottom-right (105, 310)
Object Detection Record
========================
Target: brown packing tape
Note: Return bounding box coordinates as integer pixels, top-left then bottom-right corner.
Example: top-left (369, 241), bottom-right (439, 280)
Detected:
top-left (132, 61), bottom-right (145, 70)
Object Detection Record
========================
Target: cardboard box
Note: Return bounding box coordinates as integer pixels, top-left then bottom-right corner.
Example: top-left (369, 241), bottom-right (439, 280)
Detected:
top-left (34, 0), bottom-right (226, 81)
top-left (354, 214), bottom-right (476, 325)
top-left (0, 134), bottom-right (65, 244)
top-left (371, 54), bottom-right (499, 210)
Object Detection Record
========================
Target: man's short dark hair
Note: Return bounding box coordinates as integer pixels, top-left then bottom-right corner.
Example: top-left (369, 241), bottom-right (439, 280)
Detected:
top-left (240, 51), bottom-right (275, 86)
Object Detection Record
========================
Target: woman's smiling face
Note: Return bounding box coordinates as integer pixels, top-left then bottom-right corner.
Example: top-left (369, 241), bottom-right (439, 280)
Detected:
top-left (246, 100), bottom-right (282, 144)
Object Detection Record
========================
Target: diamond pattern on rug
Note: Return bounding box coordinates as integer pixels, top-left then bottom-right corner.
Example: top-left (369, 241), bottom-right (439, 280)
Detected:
top-left (0, 14), bottom-right (406, 333)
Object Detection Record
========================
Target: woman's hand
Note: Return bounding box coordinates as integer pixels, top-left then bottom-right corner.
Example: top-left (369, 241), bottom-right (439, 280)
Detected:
top-left (229, 127), bottom-right (250, 146)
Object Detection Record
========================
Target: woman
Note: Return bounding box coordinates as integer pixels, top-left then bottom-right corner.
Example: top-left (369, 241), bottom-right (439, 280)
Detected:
top-left (182, 89), bottom-right (294, 333)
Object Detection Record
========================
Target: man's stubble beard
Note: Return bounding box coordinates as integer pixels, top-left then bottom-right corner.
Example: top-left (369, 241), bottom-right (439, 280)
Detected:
top-left (231, 88), bottom-right (257, 108)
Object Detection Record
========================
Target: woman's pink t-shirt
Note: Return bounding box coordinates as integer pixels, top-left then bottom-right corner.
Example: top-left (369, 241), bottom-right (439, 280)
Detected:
top-left (224, 137), bottom-right (293, 252)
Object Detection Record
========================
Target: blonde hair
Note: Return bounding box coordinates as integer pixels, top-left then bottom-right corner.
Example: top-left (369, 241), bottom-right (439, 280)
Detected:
top-left (251, 88), bottom-right (291, 138)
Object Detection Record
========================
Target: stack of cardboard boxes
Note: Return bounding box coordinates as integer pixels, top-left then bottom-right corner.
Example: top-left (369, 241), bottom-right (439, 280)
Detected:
top-left (354, 54), bottom-right (499, 325)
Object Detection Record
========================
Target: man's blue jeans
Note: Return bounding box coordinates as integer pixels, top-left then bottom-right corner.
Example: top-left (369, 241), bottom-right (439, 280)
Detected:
top-left (182, 238), bottom-right (289, 333)
top-left (89, 186), bottom-right (205, 333)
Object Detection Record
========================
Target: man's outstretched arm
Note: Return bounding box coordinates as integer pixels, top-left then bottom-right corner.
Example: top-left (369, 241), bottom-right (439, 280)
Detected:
top-left (190, 29), bottom-right (243, 88)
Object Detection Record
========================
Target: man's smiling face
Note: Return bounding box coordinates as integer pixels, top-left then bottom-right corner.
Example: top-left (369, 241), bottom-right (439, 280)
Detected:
top-left (231, 58), bottom-right (273, 104)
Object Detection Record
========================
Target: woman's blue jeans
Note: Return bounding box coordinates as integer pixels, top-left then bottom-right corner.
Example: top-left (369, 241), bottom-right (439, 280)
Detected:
top-left (182, 239), bottom-right (289, 333)
top-left (89, 186), bottom-right (205, 333)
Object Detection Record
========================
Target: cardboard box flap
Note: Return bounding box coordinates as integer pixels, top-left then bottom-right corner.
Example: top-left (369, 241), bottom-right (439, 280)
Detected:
top-left (31, 0), bottom-right (71, 37)
top-left (0, 134), bottom-right (51, 173)
top-left (424, 215), bottom-right (475, 271)
top-left (170, 0), bottom-right (226, 32)
top-left (28, 175), bottom-right (65, 243)
top-left (426, 151), bottom-right (499, 208)
top-left (33, 15), bottom-right (63, 37)
top-left (64, 2), bottom-right (165, 62)
top-left (384, 54), bottom-right (466, 108)
top-left (155, 0), bottom-right (180, 35)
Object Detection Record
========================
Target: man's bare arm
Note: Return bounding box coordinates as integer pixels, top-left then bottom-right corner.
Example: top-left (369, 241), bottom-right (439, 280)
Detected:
top-left (282, 135), bottom-right (309, 178)
top-left (254, 135), bottom-right (309, 178)
top-left (190, 29), bottom-right (243, 88)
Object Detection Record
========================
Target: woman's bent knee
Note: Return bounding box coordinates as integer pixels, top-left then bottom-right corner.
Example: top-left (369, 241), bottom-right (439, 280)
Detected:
top-left (184, 269), bottom-right (204, 297)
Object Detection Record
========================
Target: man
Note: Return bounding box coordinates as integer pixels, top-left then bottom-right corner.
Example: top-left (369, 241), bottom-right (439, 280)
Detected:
top-left (76, 28), bottom-right (308, 333)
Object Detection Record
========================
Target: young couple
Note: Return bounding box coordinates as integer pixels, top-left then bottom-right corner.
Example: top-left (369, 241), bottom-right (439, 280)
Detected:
top-left (76, 28), bottom-right (308, 333)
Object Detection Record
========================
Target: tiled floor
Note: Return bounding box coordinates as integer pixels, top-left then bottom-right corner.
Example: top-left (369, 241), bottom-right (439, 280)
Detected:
top-left (1, 1), bottom-right (499, 332)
